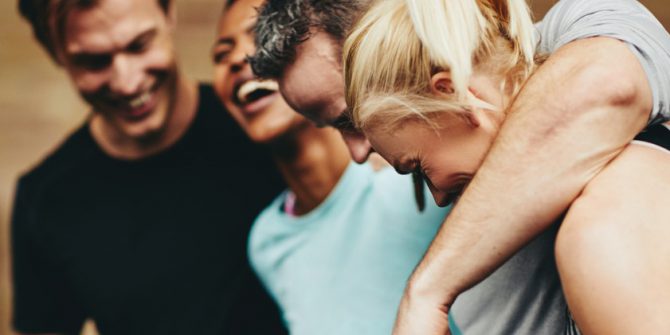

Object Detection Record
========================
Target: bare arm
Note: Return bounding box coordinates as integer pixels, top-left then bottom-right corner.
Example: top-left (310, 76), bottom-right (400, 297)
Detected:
top-left (556, 142), bottom-right (670, 334)
top-left (394, 37), bottom-right (652, 334)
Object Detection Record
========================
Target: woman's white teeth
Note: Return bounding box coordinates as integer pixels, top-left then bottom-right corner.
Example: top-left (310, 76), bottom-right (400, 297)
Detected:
top-left (129, 92), bottom-right (151, 108)
top-left (237, 80), bottom-right (278, 104)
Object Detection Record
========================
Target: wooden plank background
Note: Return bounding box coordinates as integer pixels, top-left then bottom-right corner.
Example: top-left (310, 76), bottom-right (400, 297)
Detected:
top-left (0, 1), bottom-right (667, 334)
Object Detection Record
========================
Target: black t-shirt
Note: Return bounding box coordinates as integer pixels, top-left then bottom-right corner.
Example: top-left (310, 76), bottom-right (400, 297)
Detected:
top-left (11, 84), bottom-right (287, 335)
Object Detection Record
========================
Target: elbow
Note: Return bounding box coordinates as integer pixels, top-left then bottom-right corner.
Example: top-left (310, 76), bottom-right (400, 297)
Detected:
top-left (560, 39), bottom-right (651, 125)
top-left (558, 64), bottom-right (650, 154)
top-left (537, 61), bottom-right (647, 145)
top-left (569, 62), bottom-right (642, 112)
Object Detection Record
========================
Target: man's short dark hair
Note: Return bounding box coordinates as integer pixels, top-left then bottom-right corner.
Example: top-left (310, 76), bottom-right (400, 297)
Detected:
top-left (18, 0), bottom-right (171, 63)
top-left (249, 0), bottom-right (370, 79)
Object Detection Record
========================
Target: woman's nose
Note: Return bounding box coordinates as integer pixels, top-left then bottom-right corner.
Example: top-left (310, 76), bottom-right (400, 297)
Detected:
top-left (229, 41), bottom-right (255, 73)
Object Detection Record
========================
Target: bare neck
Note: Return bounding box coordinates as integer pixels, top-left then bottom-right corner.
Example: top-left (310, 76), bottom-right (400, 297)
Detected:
top-left (272, 126), bottom-right (351, 216)
top-left (90, 73), bottom-right (198, 160)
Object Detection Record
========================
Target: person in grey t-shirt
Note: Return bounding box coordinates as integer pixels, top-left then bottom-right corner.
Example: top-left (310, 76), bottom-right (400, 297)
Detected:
top-left (451, 1), bottom-right (670, 334)
top-left (342, 0), bottom-right (670, 334)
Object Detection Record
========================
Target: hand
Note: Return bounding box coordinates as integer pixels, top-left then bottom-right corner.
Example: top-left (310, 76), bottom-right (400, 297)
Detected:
top-left (392, 290), bottom-right (452, 335)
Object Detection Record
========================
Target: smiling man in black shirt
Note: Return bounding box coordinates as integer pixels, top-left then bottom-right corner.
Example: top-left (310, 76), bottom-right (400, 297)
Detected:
top-left (12, 0), bottom-right (285, 334)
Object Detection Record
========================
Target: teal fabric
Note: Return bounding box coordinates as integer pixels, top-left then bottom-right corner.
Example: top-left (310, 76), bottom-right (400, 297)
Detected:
top-left (249, 162), bottom-right (459, 335)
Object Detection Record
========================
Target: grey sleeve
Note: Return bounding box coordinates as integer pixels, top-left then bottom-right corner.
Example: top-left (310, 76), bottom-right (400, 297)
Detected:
top-left (536, 0), bottom-right (670, 124)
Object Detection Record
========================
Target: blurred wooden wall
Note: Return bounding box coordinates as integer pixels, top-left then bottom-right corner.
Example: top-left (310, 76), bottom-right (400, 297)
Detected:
top-left (0, 0), bottom-right (667, 334)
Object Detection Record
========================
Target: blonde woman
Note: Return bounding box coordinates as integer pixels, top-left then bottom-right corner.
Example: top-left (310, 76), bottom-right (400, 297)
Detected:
top-left (344, 0), bottom-right (670, 334)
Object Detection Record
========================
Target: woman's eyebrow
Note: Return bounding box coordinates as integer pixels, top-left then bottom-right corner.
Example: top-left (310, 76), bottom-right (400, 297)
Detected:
top-left (216, 19), bottom-right (256, 46)
top-left (214, 36), bottom-right (234, 48)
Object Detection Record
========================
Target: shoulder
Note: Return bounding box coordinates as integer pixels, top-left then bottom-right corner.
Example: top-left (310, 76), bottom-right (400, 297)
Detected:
top-left (570, 130), bottom-right (669, 213)
top-left (197, 83), bottom-right (225, 114)
top-left (13, 124), bottom-right (94, 234)
top-left (195, 82), bottom-right (238, 132)
top-left (192, 82), bottom-right (284, 188)
top-left (18, 124), bottom-right (95, 195)
top-left (556, 131), bottom-right (670, 334)
top-left (541, 0), bottom-right (650, 24)
top-left (538, 0), bottom-right (659, 52)
top-left (251, 193), bottom-right (287, 229)
top-left (193, 82), bottom-right (266, 149)
top-left (247, 191), bottom-right (292, 274)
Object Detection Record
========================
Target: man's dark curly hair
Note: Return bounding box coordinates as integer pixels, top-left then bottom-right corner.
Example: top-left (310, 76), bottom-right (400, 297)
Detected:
top-left (18, 0), bottom-right (170, 63)
top-left (249, 0), bottom-right (371, 79)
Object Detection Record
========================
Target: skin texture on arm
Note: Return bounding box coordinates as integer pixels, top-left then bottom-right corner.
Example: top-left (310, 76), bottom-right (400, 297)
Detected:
top-left (394, 36), bottom-right (652, 334)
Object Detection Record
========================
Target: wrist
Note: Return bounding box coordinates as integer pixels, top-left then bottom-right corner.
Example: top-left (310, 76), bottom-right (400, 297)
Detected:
top-left (406, 265), bottom-right (459, 309)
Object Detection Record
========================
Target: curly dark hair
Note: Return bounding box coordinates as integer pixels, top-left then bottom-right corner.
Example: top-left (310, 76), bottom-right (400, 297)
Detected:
top-left (18, 0), bottom-right (171, 63)
top-left (249, 0), bottom-right (371, 79)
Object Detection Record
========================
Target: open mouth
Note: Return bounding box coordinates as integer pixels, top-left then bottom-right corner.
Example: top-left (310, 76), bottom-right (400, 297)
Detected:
top-left (233, 79), bottom-right (279, 108)
top-left (91, 79), bottom-right (163, 121)
top-left (117, 89), bottom-right (158, 120)
top-left (128, 91), bottom-right (153, 109)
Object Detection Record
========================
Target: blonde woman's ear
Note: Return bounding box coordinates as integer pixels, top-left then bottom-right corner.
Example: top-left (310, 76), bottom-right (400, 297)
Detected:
top-left (430, 71), bottom-right (455, 95)
top-left (431, 71), bottom-right (481, 127)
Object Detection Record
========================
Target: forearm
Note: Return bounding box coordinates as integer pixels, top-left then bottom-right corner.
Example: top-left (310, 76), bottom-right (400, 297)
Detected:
top-left (407, 37), bottom-right (651, 302)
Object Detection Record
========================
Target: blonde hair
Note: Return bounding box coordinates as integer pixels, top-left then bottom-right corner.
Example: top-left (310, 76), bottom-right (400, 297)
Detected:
top-left (344, 0), bottom-right (537, 131)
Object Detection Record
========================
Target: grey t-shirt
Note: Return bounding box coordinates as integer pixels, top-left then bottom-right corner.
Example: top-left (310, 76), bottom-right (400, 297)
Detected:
top-left (450, 1), bottom-right (670, 334)
top-left (450, 225), bottom-right (571, 335)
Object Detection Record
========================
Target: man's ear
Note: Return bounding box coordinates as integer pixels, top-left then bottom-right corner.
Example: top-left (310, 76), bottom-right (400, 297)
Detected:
top-left (430, 71), bottom-right (454, 95)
